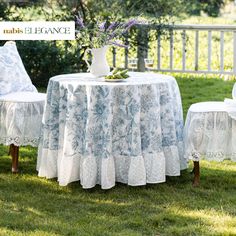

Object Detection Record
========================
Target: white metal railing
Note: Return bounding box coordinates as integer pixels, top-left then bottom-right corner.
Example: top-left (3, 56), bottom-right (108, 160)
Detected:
top-left (115, 24), bottom-right (236, 75)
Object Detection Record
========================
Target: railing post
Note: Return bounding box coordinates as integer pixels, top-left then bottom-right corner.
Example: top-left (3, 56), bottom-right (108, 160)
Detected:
top-left (195, 30), bottom-right (199, 71)
top-left (182, 30), bottom-right (186, 71)
top-left (208, 30), bottom-right (212, 72)
top-left (169, 30), bottom-right (174, 70)
top-left (220, 31), bottom-right (224, 72)
top-left (157, 32), bottom-right (161, 70)
top-left (137, 26), bottom-right (149, 72)
top-left (233, 31), bottom-right (236, 75)
top-left (112, 47), bottom-right (116, 68)
top-left (124, 33), bottom-right (129, 69)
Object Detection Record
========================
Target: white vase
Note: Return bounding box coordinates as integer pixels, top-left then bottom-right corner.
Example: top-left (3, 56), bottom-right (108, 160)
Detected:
top-left (85, 45), bottom-right (110, 77)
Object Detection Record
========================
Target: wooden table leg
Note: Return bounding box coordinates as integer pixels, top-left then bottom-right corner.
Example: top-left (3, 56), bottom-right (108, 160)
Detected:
top-left (10, 144), bottom-right (19, 173)
top-left (193, 161), bottom-right (200, 187)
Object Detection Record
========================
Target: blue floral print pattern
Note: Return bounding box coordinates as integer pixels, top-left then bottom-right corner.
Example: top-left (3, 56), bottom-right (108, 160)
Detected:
top-left (0, 42), bottom-right (37, 95)
top-left (37, 72), bottom-right (187, 188)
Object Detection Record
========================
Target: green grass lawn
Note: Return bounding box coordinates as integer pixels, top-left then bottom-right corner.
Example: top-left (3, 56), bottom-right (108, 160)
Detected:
top-left (1, 74), bottom-right (236, 236)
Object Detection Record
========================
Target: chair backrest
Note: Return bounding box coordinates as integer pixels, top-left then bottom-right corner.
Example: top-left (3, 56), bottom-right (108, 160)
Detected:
top-left (0, 41), bottom-right (37, 96)
top-left (233, 83), bottom-right (236, 100)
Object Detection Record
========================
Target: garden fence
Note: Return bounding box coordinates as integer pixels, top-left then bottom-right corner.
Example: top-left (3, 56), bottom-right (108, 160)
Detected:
top-left (115, 24), bottom-right (236, 75)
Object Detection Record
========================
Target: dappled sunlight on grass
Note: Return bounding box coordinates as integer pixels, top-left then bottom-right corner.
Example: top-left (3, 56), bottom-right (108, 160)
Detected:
top-left (0, 228), bottom-right (60, 236)
top-left (168, 206), bottom-right (236, 235)
top-left (89, 198), bottom-right (132, 207)
top-left (1, 155), bottom-right (236, 235)
top-left (200, 160), bottom-right (236, 171)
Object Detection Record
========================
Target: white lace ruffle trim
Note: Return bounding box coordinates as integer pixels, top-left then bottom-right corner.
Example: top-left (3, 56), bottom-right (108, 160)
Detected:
top-left (0, 136), bottom-right (40, 147)
top-left (37, 148), bottom-right (184, 189)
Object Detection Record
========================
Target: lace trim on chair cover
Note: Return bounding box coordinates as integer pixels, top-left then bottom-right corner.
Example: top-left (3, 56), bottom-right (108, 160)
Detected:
top-left (186, 151), bottom-right (236, 162)
top-left (0, 136), bottom-right (40, 147)
top-left (189, 152), bottom-right (201, 162)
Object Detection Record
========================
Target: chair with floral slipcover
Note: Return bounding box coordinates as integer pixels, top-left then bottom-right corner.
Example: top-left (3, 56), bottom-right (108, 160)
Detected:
top-left (0, 41), bottom-right (46, 173)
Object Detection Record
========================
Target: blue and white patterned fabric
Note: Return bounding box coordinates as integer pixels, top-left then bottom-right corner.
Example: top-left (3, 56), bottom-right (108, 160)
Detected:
top-left (0, 41), bottom-right (37, 96)
top-left (0, 41), bottom-right (45, 147)
top-left (37, 72), bottom-right (187, 189)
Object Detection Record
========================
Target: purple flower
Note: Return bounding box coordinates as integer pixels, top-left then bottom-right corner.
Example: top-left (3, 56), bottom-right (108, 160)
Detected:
top-left (74, 15), bottom-right (138, 48)
top-left (75, 15), bottom-right (85, 28)
top-left (108, 31), bottom-right (117, 40)
top-left (123, 19), bottom-right (138, 32)
top-left (99, 21), bottom-right (106, 31)
top-left (107, 22), bottom-right (119, 31)
top-left (110, 41), bottom-right (129, 48)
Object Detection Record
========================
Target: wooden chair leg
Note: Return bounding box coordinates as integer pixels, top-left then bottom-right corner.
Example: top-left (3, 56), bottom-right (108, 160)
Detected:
top-left (193, 161), bottom-right (200, 187)
top-left (10, 144), bottom-right (19, 173)
top-left (8, 145), bottom-right (11, 156)
top-left (191, 165), bottom-right (195, 174)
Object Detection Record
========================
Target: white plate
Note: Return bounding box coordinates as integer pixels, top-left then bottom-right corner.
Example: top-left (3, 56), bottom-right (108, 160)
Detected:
top-left (104, 79), bottom-right (127, 82)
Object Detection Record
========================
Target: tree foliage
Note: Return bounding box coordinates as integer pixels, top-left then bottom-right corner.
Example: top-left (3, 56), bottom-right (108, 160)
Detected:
top-left (0, 0), bottom-right (226, 87)
top-left (186, 0), bottom-right (224, 17)
top-left (0, 2), bottom-right (8, 21)
top-left (75, 0), bottom-right (187, 24)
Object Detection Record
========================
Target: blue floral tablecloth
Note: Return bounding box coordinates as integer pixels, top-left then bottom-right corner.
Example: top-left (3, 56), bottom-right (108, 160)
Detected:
top-left (37, 72), bottom-right (187, 189)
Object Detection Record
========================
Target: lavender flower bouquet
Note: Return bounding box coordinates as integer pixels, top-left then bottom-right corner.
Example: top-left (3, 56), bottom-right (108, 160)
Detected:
top-left (75, 16), bottom-right (138, 49)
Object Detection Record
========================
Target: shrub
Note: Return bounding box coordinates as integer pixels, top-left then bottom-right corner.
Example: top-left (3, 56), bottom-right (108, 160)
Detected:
top-left (16, 41), bottom-right (81, 87)
top-left (187, 0), bottom-right (224, 17)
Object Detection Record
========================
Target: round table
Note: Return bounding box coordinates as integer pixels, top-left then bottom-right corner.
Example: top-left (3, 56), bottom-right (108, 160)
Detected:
top-left (37, 72), bottom-right (187, 189)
